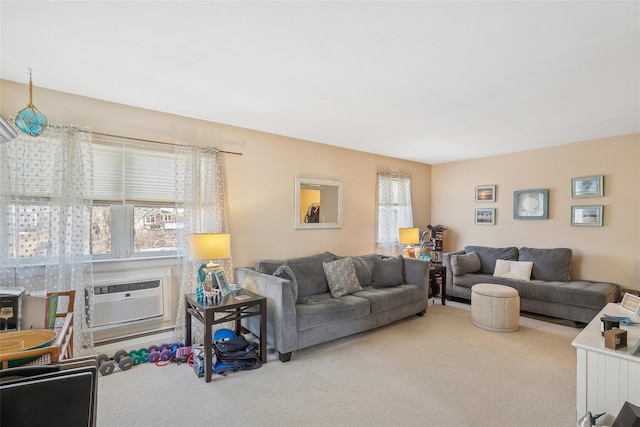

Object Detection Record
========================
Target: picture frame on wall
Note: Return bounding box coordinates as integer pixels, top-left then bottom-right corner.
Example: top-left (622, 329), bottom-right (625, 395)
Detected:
top-left (475, 208), bottom-right (495, 225)
top-left (475, 185), bottom-right (496, 202)
top-left (571, 175), bottom-right (603, 198)
top-left (571, 205), bottom-right (603, 227)
top-left (513, 189), bottom-right (548, 220)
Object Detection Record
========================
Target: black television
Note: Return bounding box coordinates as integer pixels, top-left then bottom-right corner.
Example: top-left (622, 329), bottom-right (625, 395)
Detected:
top-left (0, 358), bottom-right (97, 427)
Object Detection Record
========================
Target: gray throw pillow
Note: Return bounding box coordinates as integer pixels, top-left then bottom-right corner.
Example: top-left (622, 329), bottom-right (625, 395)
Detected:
top-left (518, 247), bottom-right (572, 282)
top-left (273, 263), bottom-right (298, 302)
top-left (372, 255), bottom-right (404, 287)
top-left (349, 254), bottom-right (377, 287)
top-left (322, 257), bottom-right (363, 298)
top-left (450, 252), bottom-right (481, 276)
top-left (464, 246), bottom-right (519, 274)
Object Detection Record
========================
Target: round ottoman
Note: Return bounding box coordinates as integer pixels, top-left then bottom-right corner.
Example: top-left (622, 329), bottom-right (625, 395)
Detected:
top-left (471, 283), bottom-right (520, 332)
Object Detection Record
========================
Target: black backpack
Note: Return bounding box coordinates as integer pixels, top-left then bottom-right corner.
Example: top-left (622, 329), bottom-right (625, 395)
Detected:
top-left (213, 335), bottom-right (262, 374)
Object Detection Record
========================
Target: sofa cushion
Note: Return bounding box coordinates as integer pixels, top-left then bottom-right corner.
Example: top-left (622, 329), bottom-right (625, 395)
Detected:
top-left (255, 252), bottom-right (334, 298)
top-left (453, 272), bottom-right (619, 310)
top-left (255, 251), bottom-right (334, 275)
top-left (273, 263), bottom-right (298, 302)
top-left (451, 252), bottom-right (481, 276)
top-left (464, 246), bottom-right (519, 274)
top-left (296, 293), bottom-right (370, 331)
top-left (353, 284), bottom-right (422, 314)
top-left (323, 257), bottom-right (363, 298)
top-left (372, 255), bottom-right (404, 287)
top-left (518, 247), bottom-right (572, 282)
top-left (493, 259), bottom-right (533, 281)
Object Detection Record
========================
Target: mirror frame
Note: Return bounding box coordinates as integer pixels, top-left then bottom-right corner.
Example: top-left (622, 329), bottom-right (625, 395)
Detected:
top-left (295, 177), bottom-right (343, 229)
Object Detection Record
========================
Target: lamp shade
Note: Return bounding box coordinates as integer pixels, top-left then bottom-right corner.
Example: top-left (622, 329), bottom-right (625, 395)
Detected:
top-left (398, 228), bottom-right (420, 245)
top-left (189, 233), bottom-right (231, 261)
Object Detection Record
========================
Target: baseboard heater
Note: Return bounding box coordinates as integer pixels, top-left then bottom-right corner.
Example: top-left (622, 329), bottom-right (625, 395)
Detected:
top-left (86, 279), bottom-right (165, 330)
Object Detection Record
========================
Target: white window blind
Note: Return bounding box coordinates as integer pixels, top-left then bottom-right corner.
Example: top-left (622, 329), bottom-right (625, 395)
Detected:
top-left (93, 141), bottom-right (176, 204)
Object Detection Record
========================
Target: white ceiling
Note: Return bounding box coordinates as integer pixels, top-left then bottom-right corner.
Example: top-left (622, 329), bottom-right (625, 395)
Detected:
top-left (1, 1), bottom-right (639, 164)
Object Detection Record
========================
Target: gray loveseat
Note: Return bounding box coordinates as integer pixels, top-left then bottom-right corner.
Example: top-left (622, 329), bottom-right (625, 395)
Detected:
top-left (236, 252), bottom-right (430, 361)
top-left (442, 246), bottom-right (621, 324)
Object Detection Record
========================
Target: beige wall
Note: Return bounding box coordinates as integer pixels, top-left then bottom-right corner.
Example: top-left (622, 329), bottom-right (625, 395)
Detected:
top-left (432, 134), bottom-right (640, 289)
top-left (3, 79), bottom-right (637, 291)
top-left (0, 79), bottom-right (432, 270)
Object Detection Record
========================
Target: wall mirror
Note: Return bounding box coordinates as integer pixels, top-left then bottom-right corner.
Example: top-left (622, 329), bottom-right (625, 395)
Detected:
top-left (295, 177), bottom-right (342, 229)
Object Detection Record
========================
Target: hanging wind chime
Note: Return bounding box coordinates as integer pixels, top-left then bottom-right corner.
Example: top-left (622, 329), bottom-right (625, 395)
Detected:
top-left (15, 69), bottom-right (48, 136)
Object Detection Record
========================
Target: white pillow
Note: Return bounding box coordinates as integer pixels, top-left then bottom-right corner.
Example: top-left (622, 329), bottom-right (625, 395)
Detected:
top-left (493, 259), bottom-right (533, 281)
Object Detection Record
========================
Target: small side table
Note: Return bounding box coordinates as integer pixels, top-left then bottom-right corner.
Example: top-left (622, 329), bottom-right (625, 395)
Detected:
top-left (429, 263), bottom-right (447, 305)
top-left (185, 289), bottom-right (267, 383)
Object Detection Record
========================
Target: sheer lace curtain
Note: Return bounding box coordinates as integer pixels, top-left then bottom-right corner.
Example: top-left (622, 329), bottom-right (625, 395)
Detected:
top-left (173, 145), bottom-right (232, 343)
top-left (376, 173), bottom-right (414, 256)
top-left (0, 122), bottom-right (94, 353)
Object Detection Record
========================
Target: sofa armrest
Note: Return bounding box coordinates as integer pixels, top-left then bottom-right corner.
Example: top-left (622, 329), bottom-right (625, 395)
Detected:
top-left (402, 257), bottom-right (430, 298)
top-left (442, 250), bottom-right (465, 295)
top-left (235, 267), bottom-right (299, 355)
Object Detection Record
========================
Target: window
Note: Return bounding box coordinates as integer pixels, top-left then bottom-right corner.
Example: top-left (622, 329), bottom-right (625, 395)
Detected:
top-left (376, 174), bottom-right (414, 253)
top-left (91, 140), bottom-right (181, 258)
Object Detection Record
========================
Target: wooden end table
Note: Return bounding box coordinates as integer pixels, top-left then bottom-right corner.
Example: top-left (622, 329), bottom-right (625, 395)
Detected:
top-left (429, 263), bottom-right (447, 305)
top-left (185, 289), bottom-right (267, 382)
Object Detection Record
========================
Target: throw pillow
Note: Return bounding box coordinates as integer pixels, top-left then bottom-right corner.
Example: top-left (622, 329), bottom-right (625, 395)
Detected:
top-left (322, 257), bottom-right (363, 298)
top-left (493, 259), bottom-right (533, 281)
top-left (464, 246), bottom-right (519, 274)
top-left (372, 255), bottom-right (404, 287)
top-left (273, 263), bottom-right (298, 302)
top-left (450, 252), bottom-right (481, 276)
top-left (518, 247), bottom-right (572, 282)
top-left (349, 254), bottom-right (377, 287)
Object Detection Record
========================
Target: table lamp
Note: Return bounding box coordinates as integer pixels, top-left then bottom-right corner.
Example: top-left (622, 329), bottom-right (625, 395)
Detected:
top-left (398, 227), bottom-right (420, 258)
top-left (189, 233), bottom-right (231, 298)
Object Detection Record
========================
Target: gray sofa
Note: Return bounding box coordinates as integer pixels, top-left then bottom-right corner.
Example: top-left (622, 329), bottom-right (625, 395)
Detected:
top-left (442, 246), bottom-right (621, 324)
top-left (236, 252), bottom-right (430, 361)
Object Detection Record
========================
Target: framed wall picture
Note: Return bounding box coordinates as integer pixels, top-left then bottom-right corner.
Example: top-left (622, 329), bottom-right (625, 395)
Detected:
top-left (475, 185), bottom-right (496, 203)
top-left (475, 208), bottom-right (495, 225)
top-left (571, 205), bottom-right (603, 227)
top-left (214, 270), bottom-right (231, 296)
top-left (513, 189), bottom-right (548, 220)
top-left (571, 175), bottom-right (603, 198)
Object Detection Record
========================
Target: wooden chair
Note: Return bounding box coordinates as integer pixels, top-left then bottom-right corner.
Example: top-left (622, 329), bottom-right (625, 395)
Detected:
top-left (0, 290), bottom-right (75, 369)
top-left (51, 290), bottom-right (75, 358)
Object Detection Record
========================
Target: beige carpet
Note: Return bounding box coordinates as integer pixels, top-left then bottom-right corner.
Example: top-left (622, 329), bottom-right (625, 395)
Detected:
top-left (96, 303), bottom-right (579, 426)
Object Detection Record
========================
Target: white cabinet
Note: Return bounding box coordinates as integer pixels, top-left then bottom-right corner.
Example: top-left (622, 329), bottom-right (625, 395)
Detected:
top-left (571, 303), bottom-right (640, 425)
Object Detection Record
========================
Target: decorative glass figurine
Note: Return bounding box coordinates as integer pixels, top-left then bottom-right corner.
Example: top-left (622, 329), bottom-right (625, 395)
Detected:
top-left (15, 69), bottom-right (47, 137)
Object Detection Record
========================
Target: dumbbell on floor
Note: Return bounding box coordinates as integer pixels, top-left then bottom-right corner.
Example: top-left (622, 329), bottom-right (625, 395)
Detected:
top-left (128, 348), bottom-right (149, 365)
top-left (97, 350), bottom-right (133, 376)
top-left (148, 343), bottom-right (172, 363)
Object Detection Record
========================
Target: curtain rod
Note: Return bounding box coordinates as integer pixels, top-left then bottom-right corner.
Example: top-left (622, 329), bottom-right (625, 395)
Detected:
top-left (91, 131), bottom-right (243, 156)
top-left (377, 172), bottom-right (411, 179)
